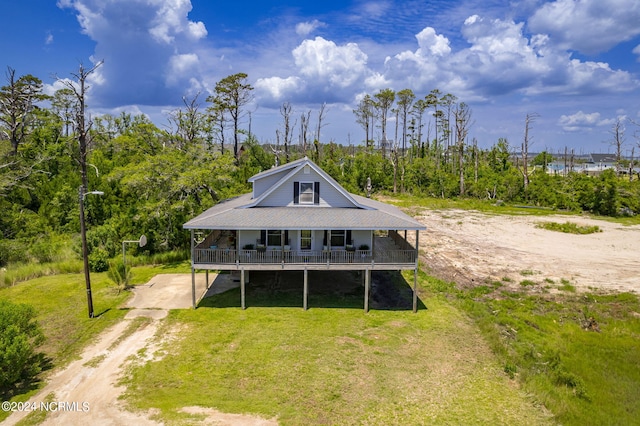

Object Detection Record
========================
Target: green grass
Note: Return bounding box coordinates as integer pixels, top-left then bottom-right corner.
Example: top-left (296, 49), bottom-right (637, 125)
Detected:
top-left (536, 221), bottom-right (602, 234)
top-left (0, 262), bottom-right (188, 422)
top-left (451, 286), bottom-right (640, 426)
top-left (120, 274), bottom-right (552, 425)
top-left (3, 261), bottom-right (639, 425)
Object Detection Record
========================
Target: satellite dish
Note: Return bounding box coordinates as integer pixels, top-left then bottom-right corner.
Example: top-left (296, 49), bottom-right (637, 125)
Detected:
top-left (139, 235), bottom-right (147, 247)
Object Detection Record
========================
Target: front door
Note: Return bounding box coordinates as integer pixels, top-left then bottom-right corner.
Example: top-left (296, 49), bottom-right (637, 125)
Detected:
top-left (300, 229), bottom-right (313, 251)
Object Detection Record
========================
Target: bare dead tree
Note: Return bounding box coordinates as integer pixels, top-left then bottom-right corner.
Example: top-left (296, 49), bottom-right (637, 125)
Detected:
top-left (521, 112), bottom-right (539, 191)
top-left (314, 103), bottom-right (327, 162)
top-left (0, 67), bottom-right (46, 155)
top-left (610, 117), bottom-right (625, 176)
top-left (299, 110), bottom-right (311, 156)
top-left (59, 61), bottom-right (104, 190)
top-left (280, 102), bottom-right (295, 163)
top-left (454, 102), bottom-right (473, 195)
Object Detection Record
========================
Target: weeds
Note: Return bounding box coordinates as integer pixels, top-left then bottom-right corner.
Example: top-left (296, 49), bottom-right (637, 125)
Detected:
top-left (536, 221), bottom-right (602, 234)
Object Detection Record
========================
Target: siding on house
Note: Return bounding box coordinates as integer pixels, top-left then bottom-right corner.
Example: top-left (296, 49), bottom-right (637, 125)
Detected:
top-left (252, 169), bottom-right (290, 199)
top-left (255, 167), bottom-right (354, 208)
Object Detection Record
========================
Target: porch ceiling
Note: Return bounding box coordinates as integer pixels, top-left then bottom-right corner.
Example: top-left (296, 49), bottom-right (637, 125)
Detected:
top-left (183, 193), bottom-right (426, 231)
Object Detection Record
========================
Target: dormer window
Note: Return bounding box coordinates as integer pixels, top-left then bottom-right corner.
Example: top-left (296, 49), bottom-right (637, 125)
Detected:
top-left (293, 181), bottom-right (320, 205)
top-left (299, 182), bottom-right (314, 204)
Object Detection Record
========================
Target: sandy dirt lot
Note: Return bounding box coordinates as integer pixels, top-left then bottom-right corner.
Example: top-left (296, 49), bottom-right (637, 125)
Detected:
top-left (412, 209), bottom-right (640, 293)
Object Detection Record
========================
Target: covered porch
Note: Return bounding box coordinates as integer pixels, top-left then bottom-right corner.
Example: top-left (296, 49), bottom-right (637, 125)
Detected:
top-left (188, 229), bottom-right (422, 312)
top-left (191, 230), bottom-right (418, 270)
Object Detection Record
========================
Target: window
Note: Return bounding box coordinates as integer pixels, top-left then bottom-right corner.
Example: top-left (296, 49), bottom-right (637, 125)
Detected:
top-left (267, 230), bottom-right (282, 247)
top-left (299, 182), bottom-right (314, 204)
top-left (330, 230), bottom-right (345, 247)
top-left (294, 181), bottom-right (319, 205)
top-left (300, 230), bottom-right (312, 250)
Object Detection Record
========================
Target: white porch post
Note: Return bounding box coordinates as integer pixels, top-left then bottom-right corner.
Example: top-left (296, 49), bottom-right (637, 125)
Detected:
top-left (413, 229), bottom-right (420, 313)
top-left (241, 268), bottom-right (246, 310)
top-left (364, 268), bottom-right (370, 313)
top-left (191, 229), bottom-right (196, 309)
top-left (303, 267), bottom-right (308, 310)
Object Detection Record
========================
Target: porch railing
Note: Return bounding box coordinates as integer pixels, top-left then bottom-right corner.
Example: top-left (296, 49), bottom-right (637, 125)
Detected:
top-left (194, 249), bottom-right (416, 266)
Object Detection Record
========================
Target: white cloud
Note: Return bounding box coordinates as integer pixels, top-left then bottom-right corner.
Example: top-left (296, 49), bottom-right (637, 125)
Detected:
top-left (45, 32), bottom-right (54, 45)
top-left (529, 0), bottom-right (640, 55)
top-left (255, 76), bottom-right (303, 102)
top-left (58, 0), bottom-right (208, 107)
top-left (166, 53), bottom-right (200, 85)
top-left (558, 111), bottom-right (614, 131)
top-left (634, 44), bottom-right (640, 62)
top-left (415, 27), bottom-right (451, 57)
top-left (293, 37), bottom-right (368, 89)
top-left (295, 19), bottom-right (325, 37)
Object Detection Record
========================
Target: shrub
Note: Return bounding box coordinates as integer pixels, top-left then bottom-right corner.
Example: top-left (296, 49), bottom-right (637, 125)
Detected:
top-left (0, 300), bottom-right (45, 390)
top-left (107, 260), bottom-right (131, 293)
top-left (88, 248), bottom-right (110, 272)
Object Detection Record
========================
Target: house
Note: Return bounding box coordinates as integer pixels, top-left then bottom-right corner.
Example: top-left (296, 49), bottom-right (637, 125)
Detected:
top-left (183, 157), bottom-right (426, 312)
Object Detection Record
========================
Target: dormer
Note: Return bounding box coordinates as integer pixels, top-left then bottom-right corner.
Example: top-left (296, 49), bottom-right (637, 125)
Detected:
top-left (244, 157), bottom-right (371, 209)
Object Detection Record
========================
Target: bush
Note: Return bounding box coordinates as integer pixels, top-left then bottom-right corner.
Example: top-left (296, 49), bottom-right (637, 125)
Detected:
top-left (107, 260), bottom-right (131, 293)
top-left (0, 300), bottom-right (45, 390)
top-left (88, 247), bottom-right (110, 272)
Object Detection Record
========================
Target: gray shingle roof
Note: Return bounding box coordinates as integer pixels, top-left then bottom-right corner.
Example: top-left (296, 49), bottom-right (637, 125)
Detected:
top-left (183, 192), bottom-right (425, 230)
top-left (184, 157), bottom-right (426, 231)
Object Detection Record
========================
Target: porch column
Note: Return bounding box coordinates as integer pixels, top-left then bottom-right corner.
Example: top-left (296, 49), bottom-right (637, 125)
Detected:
top-left (191, 267), bottom-right (196, 309)
top-left (303, 267), bottom-right (308, 310)
top-left (364, 268), bottom-right (370, 313)
top-left (241, 268), bottom-right (246, 310)
top-left (413, 229), bottom-right (420, 313)
top-left (191, 229), bottom-right (196, 309)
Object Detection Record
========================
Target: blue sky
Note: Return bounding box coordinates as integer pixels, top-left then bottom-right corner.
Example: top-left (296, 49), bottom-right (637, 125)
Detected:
top-left (2, 0), bottom-right (640, 154)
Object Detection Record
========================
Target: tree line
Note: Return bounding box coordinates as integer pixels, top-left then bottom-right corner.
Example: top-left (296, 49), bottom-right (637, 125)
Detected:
top-left (1, 66), bottom-right (639, 268)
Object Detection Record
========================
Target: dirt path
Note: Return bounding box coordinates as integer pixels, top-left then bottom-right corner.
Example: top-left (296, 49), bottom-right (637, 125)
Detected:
top-left (412, 209), bottom-right (640, 293)
top-left (3, 273), bottom-right (274, 426)
top-left (4, 312), bottom-right (165, 425)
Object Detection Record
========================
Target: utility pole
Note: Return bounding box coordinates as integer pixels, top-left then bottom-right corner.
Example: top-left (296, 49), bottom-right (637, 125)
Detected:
top-left (79, 186), bottom-right (103, 318)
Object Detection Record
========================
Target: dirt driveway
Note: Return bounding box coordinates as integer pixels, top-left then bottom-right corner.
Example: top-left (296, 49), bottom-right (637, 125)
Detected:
top-left (412, 209), bottom-right (640, 293)
top-left (3, 273), bottom-right (276, 426)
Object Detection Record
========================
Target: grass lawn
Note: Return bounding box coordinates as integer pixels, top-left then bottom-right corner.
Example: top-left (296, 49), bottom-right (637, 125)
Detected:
top-left (449, 281), bottom-right (640, 426)
top-left (120, 272), bottom-right (552, 425)
top-left (0, 262), bottom-right (190, 422)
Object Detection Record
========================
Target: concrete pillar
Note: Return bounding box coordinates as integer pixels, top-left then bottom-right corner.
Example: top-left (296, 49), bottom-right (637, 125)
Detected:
top-left (241, 268), bottom-right (246, 310)
top-left (191, 267), bottom-right (196, 309)
top-left (364, 269), bottom-right (370, 313)
top-left (413, 229), bottom-right (420, 313)
top-left (303, 267), bottom-right (308, 311)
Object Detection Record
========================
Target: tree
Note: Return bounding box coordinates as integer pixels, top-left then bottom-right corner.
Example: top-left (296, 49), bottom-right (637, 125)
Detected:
top-left (58, 61), bottom-right (103, 191)
top-left (521, 113), bottom-right (539, 191)
top-left (279, 102), bottom-right (295, 163)
top-left (210, 73), bottom-right (253, 163)
top-left (206, 93), bottom-right (227, 154)
top-left (453, 102), bottom-right (472, 195)
top-left (299, 110), bottom-right (311, 155)
top-left (0, 67), bottom-right (47, 155)
top-left (374, 88), bottom-right (395, 156)
top-left (313, 103), bottom-right (328, 162)
top-left (51, 88), bottom-right (77, 137)
top-left (425, 89), bottom-right (441, 151)
top-left (410, 98), bottom-right (428, 157)
top-left (0, 300), bottom-right (45, 389)
top-left (396, 88), bottom-right (415, 156)
top-left (610, 117), bottom-right (625, 177)
top-left (353, 94), bottom-right (376, 148)
top-left (167, 92), bottom-right (207, 150)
